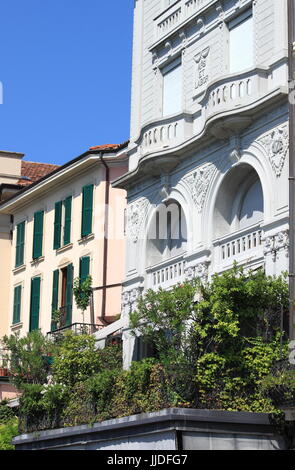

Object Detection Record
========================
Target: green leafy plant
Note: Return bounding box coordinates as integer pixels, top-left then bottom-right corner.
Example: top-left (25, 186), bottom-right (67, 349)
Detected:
top-left (0, 400), bottom-right (16, 425)
top-left (131, 266), bottom-right (289, 412)
top-left (73, 275), bottom-right (92, 323)
top-left (0, 418), bottom-right (18, 450)
top-left (1, 330), bottom-right (57, 390)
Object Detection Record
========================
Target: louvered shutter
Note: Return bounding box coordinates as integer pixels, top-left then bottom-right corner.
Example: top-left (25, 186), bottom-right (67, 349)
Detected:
top-left (15, 221), bottom-right (25, 267)
top-left (30, 277), bottom-right (41, 331)
top-left (13, 285), bottom-right (22, 324)
top-left (65, 264), bottom-right (73, 326)
top-left (53, 202), bottom-right (62, 250)
top-left (33, 211), bottom-right (44, 259)
top-left (81, 185), bottom-right (94, 237)
top-left (63, 196), bottom-right (72, 246)
top-left (79, 256), bottom-right (90, 284)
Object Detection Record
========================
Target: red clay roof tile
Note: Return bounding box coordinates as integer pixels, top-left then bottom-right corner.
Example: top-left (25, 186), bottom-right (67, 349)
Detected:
top-left (18, 161), bottom-right (60, 187)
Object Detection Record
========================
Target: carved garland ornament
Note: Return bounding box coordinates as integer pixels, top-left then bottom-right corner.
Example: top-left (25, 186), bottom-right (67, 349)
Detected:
top-left (260, 126), bottom-right (289, 178)
top-left (184, 164), bottom-right (215, 213)
top-left (263, 230), bottom-right (289, 261)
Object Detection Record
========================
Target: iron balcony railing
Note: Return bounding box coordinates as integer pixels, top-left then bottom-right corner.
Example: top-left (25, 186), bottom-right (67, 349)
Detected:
top-left (47, 323), bottom-right (105, 341)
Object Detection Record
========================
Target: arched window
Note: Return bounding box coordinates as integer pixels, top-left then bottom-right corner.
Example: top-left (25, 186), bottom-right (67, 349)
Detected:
top-left (238, 179), bottom-right (263, 230)
top-left (147, 200), bottom-right (187, 266)
top-left (213, 164), bottom-right (264, 239)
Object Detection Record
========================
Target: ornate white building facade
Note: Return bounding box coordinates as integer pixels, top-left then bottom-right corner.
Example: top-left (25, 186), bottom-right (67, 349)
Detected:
top-left (95, 0), bottom-right (290, 368)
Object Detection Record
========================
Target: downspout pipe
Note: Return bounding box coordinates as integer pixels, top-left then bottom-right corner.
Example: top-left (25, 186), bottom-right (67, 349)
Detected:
top-left (289, 0), bottom-right (295, 340)
top-left (98, 153), bottom-right (112, 325)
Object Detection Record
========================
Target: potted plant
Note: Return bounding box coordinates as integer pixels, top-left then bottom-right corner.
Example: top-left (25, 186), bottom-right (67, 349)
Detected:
top-left (0, 358), bottom-right (9, 377)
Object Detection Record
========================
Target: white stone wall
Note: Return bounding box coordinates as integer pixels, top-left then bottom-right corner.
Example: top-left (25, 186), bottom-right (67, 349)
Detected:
top-left (120, 0), bottom-right (290, 368)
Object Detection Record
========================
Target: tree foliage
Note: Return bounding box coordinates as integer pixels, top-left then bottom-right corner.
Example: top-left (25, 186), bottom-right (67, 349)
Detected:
top-left (131, 266), bottom-right (289, 411)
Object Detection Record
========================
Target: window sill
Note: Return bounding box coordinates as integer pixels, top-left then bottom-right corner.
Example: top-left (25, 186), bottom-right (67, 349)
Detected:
top-left (78, 233), bottom-right (95, 244)
top-left (11, 322), bottom-right (23, 331)
top-left (31, 256), bottom-right (45, 266)
top-left (13, 264), bottom-right (26, 274)
top-left (56, 243), bottom-right (73, 254)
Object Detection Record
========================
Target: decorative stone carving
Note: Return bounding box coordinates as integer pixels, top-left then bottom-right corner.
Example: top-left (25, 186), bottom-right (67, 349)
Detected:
top-left (127, 199), bottom-right (149, 243)
top-left (185, 262), bottom-right (209, 282)
top-left (263, 230), bottom-right (289, 261)
top-left (194, 46), bottom-right (210, 89)
top-left (159, 174), bottom-right (171, 201)
top-left (121, 287), bottom-right (143, 318)
top-left (196, 17), bottom-right (205, 39)
top-left (184, 164), bottom-right (215, 212)
top-left (260, 126), bottom-right (289, 177)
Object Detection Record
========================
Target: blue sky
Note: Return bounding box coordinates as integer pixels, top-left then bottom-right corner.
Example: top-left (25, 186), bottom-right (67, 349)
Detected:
top-left (0, 1), bottom-right (134, 165)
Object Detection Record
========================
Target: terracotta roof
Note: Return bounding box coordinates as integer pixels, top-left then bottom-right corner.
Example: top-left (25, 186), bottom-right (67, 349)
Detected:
top-left (89, 141), bottom-right (129, 151)
top-left (18, 161), bottom-right (60, 187)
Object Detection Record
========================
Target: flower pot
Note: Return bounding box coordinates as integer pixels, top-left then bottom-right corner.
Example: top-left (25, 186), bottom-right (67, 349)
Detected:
top-left (0, 368), bottom-right (8, 377)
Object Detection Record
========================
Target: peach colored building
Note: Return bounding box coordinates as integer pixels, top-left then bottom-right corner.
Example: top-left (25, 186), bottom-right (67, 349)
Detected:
top-left (0, 143), bottom-right (128, 346)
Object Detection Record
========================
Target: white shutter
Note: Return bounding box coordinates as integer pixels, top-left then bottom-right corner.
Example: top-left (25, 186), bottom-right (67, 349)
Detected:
top-left (229, 12), bottom-right (254, 74)
top-left (162, 60), bottom-right (182, 116)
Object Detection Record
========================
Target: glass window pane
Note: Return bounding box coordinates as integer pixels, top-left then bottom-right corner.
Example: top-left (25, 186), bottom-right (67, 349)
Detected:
top-left (229, 14), bottom-right (253, 74)
top-left (162, 62), bottom-right (182, 116)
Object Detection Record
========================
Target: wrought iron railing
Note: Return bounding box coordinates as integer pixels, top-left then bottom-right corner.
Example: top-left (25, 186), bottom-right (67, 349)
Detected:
top-left (47, 323), bottom-right (105, 342)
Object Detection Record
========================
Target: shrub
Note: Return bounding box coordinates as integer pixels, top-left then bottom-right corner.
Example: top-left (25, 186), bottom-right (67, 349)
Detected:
top-left (0, 419), bottom-right (18, 450)
top-left (1, 330), bottom-right (56, 390)
top-left (0, 400), bottom-right (16, 425)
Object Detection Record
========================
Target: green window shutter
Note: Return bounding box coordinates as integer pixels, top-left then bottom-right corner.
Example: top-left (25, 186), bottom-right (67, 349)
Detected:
top-left (65, 264), bottom-right (73, 326)
top-left (33, 211), bottom-right (44, 259)
top-left (81, 184), bottom-right (94, 238)
top-left (15, 221), bottom-right (25, 267)
top-left (79, 256), bottom-right (90, 284)
top-left (63, 196), bottom-right (72, 246)
top-left (51, 270), bottom-right (59, 313)
top-left (13, 285), bottom-right (22, 324)
top-left (30, 277), bottom-right (41, 331)
top-left (53, 202), bottom-right (62, 250)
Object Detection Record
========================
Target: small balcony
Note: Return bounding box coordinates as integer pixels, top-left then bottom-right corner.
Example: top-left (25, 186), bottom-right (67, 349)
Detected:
top-left (213, 226), bottom-right (264, 271)
top-left (154, 0), bottom-right (214, 42)
top-left (198, 67), bottom-right (270, 137)
top-left (47, 322), bottom-right (105, 342)
top-left (146, 255), bottom-right (187, 290)
top-left (48, 307), bottom-right (104, 341)
top-left (139, 113), bottom-right (192, 157)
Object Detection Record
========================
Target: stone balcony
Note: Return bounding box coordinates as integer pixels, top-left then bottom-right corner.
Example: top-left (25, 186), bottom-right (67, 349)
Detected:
top-left (197, 67), bottom-right (272, 138)
top-left (154, 0), bottom-right (215, 43)
top-left (146, 254), bottom-right (187, 290)
top-left (135, 66), bottom-right (286, 169)
top-left (212, 225), bottom-right (264, 272)
top-left (139, 112), bottom-right (193, 157)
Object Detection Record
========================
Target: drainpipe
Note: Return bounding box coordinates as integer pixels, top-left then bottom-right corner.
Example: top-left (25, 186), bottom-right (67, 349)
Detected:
top-left (289, 0), bottom-right (295, 340)
top-left (97, 153), bottom-right (112, 325)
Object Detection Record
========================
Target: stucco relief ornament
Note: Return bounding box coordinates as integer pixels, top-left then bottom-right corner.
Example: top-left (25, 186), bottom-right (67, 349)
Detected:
top-left (127, 199), bottom-right (149, 243)
top-left (194, 46), bottom-right (210, 89)
top-left (260, 127), bottom-right (289, 177)
top-left (185, 165), bottom-right (215, 212)
top-left (121, 291), bottom-right (131, 317)
top-left (275, 230), bottom-right (289, 257)
top-left (130, 287), bottom-right (143, 313)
